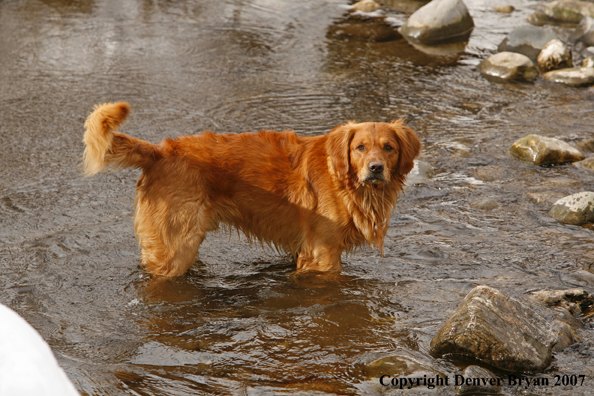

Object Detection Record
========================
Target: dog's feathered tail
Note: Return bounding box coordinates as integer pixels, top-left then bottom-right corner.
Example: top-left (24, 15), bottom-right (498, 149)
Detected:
top-left (83, 102), bottom-right (156, 176)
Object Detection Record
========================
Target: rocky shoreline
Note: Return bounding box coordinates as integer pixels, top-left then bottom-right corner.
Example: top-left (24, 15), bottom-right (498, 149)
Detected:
top-left (342, 0), bottom-right (594, 392)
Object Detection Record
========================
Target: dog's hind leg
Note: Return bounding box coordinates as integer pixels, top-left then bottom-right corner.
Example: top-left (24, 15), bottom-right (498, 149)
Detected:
top-left (134, 196), bottom-right (212, 277)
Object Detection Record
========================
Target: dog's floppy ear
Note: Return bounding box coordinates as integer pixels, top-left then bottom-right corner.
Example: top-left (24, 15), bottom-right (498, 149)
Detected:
top-left (326, 123), bottom-right (356, 175)
top-left (391, 119), bottom-right (421, 175)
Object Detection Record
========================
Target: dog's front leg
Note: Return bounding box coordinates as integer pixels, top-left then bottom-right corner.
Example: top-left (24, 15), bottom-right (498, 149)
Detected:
top-left (296, 244), bottom-right (342, 273)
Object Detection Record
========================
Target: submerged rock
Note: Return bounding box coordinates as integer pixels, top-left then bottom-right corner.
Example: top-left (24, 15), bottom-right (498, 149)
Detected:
top-left (430, 285), bottom-right (556, 372)
top-left (573, 157), bottom-right (594, 173)
top-left (543, 66), bottom-right (594, 86)
top-left (510, 134), bottom-right (584, 165)
top-left (543, 0), bottom-right (594, 24)
top-left (353, 0), bottom-right (382, 12)
top-left (377, 0), bottom-right (431, 14)
top-left (471, 198), bottom-right (499, 211)
top-left (327, 15), bottom-right (402, 42)
top-left (549, 191), bottom-right (594, 224)
top-left (498, 25), bottom-right (558, 60)
top-left (405, 160), bottom-right (434, 186)
top-left (526, 191), bottom-right (566, 205)
top-left (363, 348), bottom-right (451, 379)
top-left (400, 0), bottom-right (474, 45)
top-left (537, 39), bottom-right (572, 72)
top-left (494, 5), bottom-right (515, 14)
top-left (480, 52), bottom-right (538, 82)
top-left (570, 16), bottom-right (594, 46)
top-left (475, 165), bottom-right (504, 181)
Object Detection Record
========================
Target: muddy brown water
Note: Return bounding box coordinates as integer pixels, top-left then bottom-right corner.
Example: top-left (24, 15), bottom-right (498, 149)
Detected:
top-left (1, 0), bottom-right (594, 395)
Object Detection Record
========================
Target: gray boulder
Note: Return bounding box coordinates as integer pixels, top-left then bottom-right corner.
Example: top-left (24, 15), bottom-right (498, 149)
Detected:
top-left (537, 39), bottom-right (572, 72)
top-left (510, 134), bottom-right (584, 165)
top-left (430, 285), bottom-right (556, 372)
top-left (549, 192), bottom-right (594, 224)
top-left (571, 16), bottom-right (594, 46)
top-left (400, 0), bottom-right (474, 45)
top-left (543, 66), bottom-right (594, 86)
top-left (498, 25), bottom-right (558, 60)
top-left (480, 52), bottom-right (538, 82)
top-left (543, 0), bottom-right (594, 24)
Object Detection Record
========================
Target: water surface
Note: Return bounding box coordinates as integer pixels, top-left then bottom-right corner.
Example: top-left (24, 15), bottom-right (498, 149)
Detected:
top-left (1, 0), bottom-right (593, 394)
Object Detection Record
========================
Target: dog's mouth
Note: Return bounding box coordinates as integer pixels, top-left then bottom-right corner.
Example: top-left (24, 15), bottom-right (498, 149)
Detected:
top-left (361, 174), bottom-right (387, 184)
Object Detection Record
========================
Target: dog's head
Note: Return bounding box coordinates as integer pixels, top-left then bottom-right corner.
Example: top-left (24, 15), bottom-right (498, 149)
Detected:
top-left (326, 120), bottom-right (421, 185)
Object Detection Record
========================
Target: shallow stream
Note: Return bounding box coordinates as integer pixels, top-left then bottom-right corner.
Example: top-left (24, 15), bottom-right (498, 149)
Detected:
top-left (1, 0), bottom-right (594, 395)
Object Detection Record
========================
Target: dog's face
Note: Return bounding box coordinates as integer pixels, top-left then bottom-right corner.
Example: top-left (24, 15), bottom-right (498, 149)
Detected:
top-left (349, 123), bottom-right (402, 184)
top-left (327, 120), bottom-right (421, 185)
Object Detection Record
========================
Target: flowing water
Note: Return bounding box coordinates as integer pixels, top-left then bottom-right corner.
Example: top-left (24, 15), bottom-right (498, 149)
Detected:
top-left (1, 0), bottom-right (594, 395)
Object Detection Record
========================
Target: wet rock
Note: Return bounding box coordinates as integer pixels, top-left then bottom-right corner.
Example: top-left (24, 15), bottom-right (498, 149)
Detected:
top-left (548, 192), bottom-right (594, 225)
top-left (327, 15), bottom-right (402, 42)
top-left (494, 5), bottom-right (515, 14)
top-left (456, 365), bottom-right (502, 395)
top-left (510, 134), bottom-right (584, 165)
top-left (551, 319), bottom-right (581, 351)
top-left (400, 0), bottom-right (474, 45)
top-left (573, 157), bottom-right (594, 173)
top-left (537, 39), bottom-right (572, 72)
top-left (529, 288), bottom-right (594, 314)
top-left (543, 66), bottom-right (594, 86)
top-left (498, 25), bottom-right (558, 61)
top-left (570, 16), bottom-right (594, 46)
top-left (526, 288), bottom-right (594, 351)
top-left (543, 0), bottom-right (594, 24)
top-left (479, 52), bottom-right (538, 82)
top-left (430, 285), bottom-right (556, 372)
top-left (353, 0), bottom-right (381, 12)
top-left (405, 160), bottom-right (434, 186)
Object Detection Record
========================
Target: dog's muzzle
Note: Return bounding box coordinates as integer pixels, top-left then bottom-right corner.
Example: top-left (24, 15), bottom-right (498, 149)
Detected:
top-left (363, 161), bottom-right (386, 183)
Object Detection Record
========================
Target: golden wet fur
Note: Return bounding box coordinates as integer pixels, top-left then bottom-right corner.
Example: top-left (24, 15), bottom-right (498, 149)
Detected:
top-left (83, 102), bottom-right (421, 276)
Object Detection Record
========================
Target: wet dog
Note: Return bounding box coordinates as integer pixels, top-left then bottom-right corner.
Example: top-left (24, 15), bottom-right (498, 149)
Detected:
top-left (83, 102), bottom-right (421, 276)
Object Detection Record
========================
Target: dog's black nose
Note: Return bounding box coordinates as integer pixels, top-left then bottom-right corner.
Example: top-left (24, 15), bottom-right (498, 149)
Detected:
top-left (368, 161), bottom-right (384, 174)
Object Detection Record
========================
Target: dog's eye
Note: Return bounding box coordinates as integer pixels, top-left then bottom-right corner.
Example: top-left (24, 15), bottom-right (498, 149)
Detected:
top-left (357, 144), bottom-right (365, 151)
top-left (384, 144), bottom-right (393, 151)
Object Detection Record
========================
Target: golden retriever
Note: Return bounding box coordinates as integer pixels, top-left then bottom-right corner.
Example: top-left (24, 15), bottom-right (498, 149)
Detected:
top-left (83, 102), bottom-right (420, 276)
